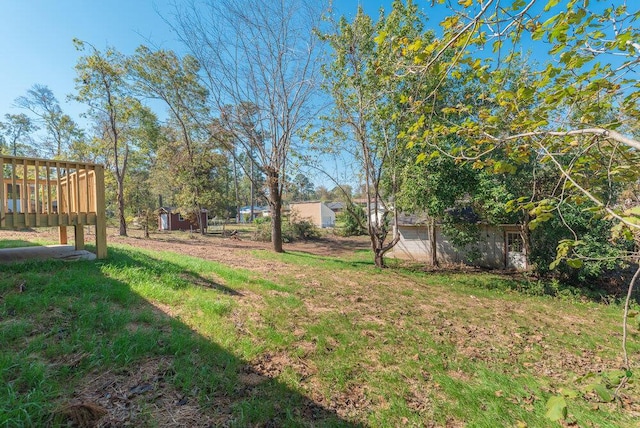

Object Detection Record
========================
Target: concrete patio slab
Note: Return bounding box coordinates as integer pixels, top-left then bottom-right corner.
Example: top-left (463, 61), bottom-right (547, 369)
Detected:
top-left (0, 245), bottom-right (97, 263)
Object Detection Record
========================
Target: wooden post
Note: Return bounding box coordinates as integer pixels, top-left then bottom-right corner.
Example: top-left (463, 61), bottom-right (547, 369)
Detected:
top-left (23, 162), bottom-right (29, 226)
top-left (11, 159), bottom-right (17, 226)
top-left (84, 167), bottom-right (90, 213)
top-left (74, 224), bottom-right (85, 250)
top-left (59, 226), bottom-right (68, 245)
top-left (74, 164), bottom-right (80, 224)
top-left (45, 162), bottom-right (52, 224)
top-left (35, 160), bottom-right (41, 227)
top-left (94, 165), bottom-right (107, 259)
top-left (66, 165), bottom-right (72, 222)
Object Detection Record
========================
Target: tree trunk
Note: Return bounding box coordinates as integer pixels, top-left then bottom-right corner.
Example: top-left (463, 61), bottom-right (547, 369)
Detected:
top-left (116, 177), bottom-right (127, 236)
top-left (430, 217), bottom-right (438, 267)
top-left (271, 202), bottom-right (284, 253)
top-left (232, 155), bottom-right (240, 223)
top-left (369, 231), bottom-right (385, 268)
top-left (198, 204), bottom-right (206, 235)
top-left (267, 167), bottom-right (284, 253)
top-left (374, 248), bottom-right (385, 268)
top-left (250, 160), bottom-right (255, 223)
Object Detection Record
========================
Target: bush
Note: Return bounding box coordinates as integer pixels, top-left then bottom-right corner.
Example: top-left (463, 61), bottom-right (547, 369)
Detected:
top-left (529, 203), bottom-right (629, 285)
top-left (252, 217), bottom-right (320, 242)
top-left (288, 219), bottom-right (321, 241)
top-left (253, 221), bottom-right (272, 242)
top-left (335, 205), bottom-right (367, 237)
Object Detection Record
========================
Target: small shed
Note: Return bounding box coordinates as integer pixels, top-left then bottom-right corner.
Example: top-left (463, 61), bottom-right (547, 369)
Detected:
top-left (389, 213), bottom-right (527, 270)
top-left (158, 207), bottom-right (207, 231)
top-left (289, 201), bottom-right (336, 228)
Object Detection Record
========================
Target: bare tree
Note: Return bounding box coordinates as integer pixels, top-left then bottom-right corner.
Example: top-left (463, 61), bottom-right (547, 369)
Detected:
top-left (170, 0), bottom-right (324, 252)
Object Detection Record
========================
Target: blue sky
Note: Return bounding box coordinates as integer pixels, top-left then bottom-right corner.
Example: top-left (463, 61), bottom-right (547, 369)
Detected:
top-left (0, 0), bottom-right (400, 125)
top-left (1, 0), bottom-right (182, 122)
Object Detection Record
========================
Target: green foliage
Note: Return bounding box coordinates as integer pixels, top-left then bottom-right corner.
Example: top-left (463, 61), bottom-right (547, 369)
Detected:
top-left (287, 219), bottom-right (321, 241)
top-left (394, 0), bottom-right (640, 285)
top-left (253, 217), bottom-right (321, 243)
top-left (14, 84), bottom-right (84, 159)
top-left (0, 113), bottom-right (38, 157)
top-left (335, 204), bottom-right (367, 237)
top-left (441, 215), bottom-right (481, 263)
top-left (546, 367), bottom-right (636, 422)
top-left (544, 395), bottom-right (567, 422)
top-left (529, 203), bottom-right (628, 284)
top-left (396, 156), bottom-right (478, 218)
top-left (319, 1), bottom-right (436, 266)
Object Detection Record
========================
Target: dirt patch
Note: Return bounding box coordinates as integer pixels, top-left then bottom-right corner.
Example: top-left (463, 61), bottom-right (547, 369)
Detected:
top-left (57, 357), bottom-right (216, 427)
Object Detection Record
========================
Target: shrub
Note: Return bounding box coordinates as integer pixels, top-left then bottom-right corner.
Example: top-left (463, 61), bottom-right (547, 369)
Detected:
top-left (252, 217), bottom-right (320, 242)
top-left (288, 219), bottom-right (321, 241)
top-left (529, 203), bottom-right (629, 285)
top-left (335, 204), bottom-right (367, 237)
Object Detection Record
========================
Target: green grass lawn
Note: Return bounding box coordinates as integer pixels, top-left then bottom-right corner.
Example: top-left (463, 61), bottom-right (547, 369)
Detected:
top-left (1, 243), bottom-right (638, 426)
top-left (0, 240), bottom-right (44, 249)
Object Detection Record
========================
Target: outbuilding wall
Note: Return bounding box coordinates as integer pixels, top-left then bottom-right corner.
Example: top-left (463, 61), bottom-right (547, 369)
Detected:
top-left (290, 202), bottom-right (335, 228)
top-left (390, 224), bottom-right (526, 270)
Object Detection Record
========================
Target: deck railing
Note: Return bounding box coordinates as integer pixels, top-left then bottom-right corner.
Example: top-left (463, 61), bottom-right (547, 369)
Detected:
top-left (1, 155), bottom-right (107, 259)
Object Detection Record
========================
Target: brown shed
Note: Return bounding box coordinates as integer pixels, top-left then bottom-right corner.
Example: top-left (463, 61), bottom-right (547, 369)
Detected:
top-left (158, 207), bottom-right (207, 232)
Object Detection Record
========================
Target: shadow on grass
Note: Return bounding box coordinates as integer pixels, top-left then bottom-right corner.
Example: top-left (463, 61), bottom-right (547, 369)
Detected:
top-left (0, 247), bottom-right (361, 427)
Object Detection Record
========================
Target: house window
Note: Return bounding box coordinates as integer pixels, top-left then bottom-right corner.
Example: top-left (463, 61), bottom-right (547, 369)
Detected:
top-left (178, 214), bottom-right (185, 221)
top-left (507, 232), bottom-right (523, 253)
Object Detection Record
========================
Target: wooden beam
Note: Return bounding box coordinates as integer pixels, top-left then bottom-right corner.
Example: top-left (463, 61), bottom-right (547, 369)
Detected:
top-left (94, 165), bottom-right (107, 259)
top-left (46, 162), bottom-right (52, 224)
top-left (11, 158), bottom-right (17, 225)
top-left (66, 164), bottom-right (71, 221)
top-left (74, 163), bottom-right (80, 222)
top-left (56, 162), bottom-right (64, 222)
top-left (35, 160), bottom-right (41, 227)
top-left (84, 167), bottom-right (90, 213)
top-left (23, 162), bottom-right (29, 227)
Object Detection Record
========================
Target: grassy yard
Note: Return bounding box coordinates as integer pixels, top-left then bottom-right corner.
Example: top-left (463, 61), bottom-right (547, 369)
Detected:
top-left (1, 239), bottom-right (639, 426)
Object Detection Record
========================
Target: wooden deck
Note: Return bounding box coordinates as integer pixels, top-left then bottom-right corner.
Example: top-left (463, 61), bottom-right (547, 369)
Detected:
top-left (1, 155), bottom-right (107, 259)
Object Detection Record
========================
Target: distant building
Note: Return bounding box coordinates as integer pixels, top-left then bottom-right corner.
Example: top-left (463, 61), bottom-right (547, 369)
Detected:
top-left (325, 201), bottom-right (345, 214)
top-left (389, 212), bottom-right (527, 270)
top-left (158, 207), bottom-right (207, 231)
top-left (289, 201), bottom-right (336, 228)
top-left (238, 205), bottom-right (270, 223)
